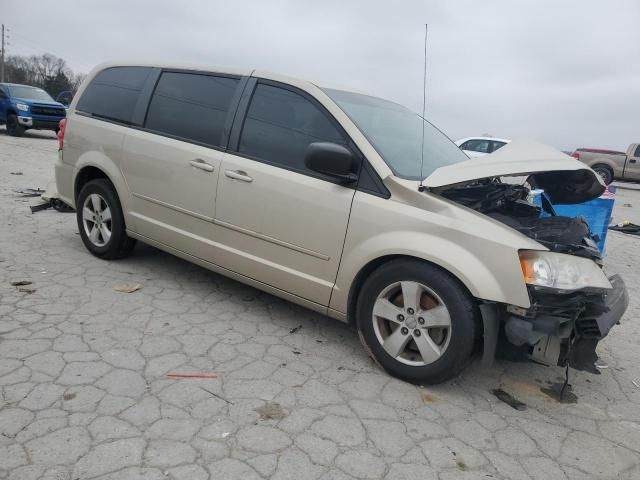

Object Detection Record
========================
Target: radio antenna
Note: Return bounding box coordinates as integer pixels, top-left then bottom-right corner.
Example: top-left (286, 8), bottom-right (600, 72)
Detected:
top-left (418, 24), bottom-right (428, 192)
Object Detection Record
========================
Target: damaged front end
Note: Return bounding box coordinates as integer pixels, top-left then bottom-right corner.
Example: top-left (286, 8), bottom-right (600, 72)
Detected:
top-left (437, 174), bottom-right (627, 373)
top-left (502, 275), bottom-right (628, 373)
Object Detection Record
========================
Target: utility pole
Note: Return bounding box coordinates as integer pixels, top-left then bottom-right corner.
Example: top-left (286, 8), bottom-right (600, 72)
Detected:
top-left (1, 24), bottom-right (5, 82)
top-left (0, 23), bottom-right (4, 82)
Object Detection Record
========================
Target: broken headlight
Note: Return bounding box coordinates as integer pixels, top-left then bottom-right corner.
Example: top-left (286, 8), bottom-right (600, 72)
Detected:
top-left (519, 250), bottom-right (611, 291)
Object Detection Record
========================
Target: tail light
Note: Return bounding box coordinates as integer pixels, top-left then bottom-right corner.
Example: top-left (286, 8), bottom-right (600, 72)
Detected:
top-left (57, 118), bottom-right (67, 151)
top-left (570, 151), bottom-right (580, 160)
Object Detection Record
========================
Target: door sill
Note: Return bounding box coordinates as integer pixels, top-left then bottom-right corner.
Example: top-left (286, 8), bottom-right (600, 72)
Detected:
top-left (127, 230), bottom-right (346, 321)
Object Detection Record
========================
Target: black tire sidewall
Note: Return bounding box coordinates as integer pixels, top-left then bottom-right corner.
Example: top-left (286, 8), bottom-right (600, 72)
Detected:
top-left (76, 179), bottom-right (128, 258)
top-left (593, 165), bottom-right (613, 185)
top-left (7, 115), bottom-right (24, 137)
top-left (356, 260), bottom-right (478, 384)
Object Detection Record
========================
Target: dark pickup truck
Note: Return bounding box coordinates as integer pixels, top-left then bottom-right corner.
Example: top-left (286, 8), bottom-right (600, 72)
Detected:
top-left (0, 83), bottom-right (67, 136)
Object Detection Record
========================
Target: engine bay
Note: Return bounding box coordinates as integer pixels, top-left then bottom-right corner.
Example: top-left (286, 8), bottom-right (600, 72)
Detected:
top-left (439, 180), bottom-right (601, 260)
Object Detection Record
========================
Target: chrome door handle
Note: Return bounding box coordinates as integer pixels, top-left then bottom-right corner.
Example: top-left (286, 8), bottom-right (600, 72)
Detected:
top-left (224, 169), bottom-right (253, 182)
top-left (189, 159), bottom-right (214, 172)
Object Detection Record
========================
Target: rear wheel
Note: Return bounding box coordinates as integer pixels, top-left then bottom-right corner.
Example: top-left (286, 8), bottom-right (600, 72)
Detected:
top-left (76, 179), bottom-right (136, 259)
top-left (356, 260), bottom-right (478, 384)
top-left (592, 164), bottom-right (613, 185)
top-left (6, 115), bottom-right (25, 137)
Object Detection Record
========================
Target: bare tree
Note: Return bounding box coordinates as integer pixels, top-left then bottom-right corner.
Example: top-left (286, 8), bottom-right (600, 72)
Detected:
top-left (4, 53), bottom-right (84, 98)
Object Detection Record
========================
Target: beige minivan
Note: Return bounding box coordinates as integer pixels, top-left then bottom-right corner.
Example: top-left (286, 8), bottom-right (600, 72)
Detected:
top-left (55, 62), bottom-right (627, 384)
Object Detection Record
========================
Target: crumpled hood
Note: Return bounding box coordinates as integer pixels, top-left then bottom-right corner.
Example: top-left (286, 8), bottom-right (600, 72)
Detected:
top-left (425, 140), bottom-right (605, 204)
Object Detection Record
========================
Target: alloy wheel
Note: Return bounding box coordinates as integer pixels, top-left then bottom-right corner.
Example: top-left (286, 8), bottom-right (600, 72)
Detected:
top-left (82, 193), bottom-right (112, 247)
top-left (372, 281), bottom-right (452, 366)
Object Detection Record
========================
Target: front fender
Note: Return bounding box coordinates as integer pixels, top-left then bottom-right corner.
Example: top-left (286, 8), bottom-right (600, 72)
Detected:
top-left (331, 191), bottom-right (543, 315)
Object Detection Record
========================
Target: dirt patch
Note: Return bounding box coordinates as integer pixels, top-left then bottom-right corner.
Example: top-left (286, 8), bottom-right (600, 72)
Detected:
top-left (540, 382), bottom-right (578, 404)
top-left (255, 402), bottom-right (287, 420)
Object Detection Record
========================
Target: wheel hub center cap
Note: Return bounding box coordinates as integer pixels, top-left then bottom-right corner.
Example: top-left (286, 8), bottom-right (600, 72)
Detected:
top-left (405, 317), bottom-right (417, 329)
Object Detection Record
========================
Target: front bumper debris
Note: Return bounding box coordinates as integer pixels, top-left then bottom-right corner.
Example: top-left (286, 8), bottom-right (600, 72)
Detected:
top-left (568, 274), bottom-right (628, 372)
top-left (481, 274), bottom-right (628, 373)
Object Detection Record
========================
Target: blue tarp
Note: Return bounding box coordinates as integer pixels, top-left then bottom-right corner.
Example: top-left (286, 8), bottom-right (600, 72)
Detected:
top-left (531, 186), bottom-right (616, 254)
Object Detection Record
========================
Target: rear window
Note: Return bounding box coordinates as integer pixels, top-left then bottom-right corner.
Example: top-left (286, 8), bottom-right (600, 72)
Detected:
top-left (463, 139), bottom-right (491, 153)
top-left (145, 72), bottom-right (239, 147)
top-left (76, 67), bottom-right (152, 124)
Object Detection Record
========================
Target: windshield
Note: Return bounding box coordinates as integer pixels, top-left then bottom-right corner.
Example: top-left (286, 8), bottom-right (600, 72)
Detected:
top-left (8, 85), bottom-right (54, 102)
top-left (323, 88), bottom-right (468, 179)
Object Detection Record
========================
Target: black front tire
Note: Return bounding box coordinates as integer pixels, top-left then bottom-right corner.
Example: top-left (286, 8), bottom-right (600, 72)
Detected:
top-left (76, 179), bottom-right (136, 259)
top-left (356, 259), bottom-right (479, 385)
top-left (7, 115), bottom-right (25, 137)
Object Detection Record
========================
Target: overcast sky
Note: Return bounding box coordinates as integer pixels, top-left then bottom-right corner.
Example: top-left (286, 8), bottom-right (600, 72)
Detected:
top-left (3, 0), bottom-right (639, 150)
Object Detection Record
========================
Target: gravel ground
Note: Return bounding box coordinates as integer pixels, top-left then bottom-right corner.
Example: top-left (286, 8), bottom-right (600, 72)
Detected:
top-left (1, 127), bottom-right (640, 480)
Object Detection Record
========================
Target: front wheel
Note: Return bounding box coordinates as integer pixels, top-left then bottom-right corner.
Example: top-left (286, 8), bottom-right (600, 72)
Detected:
top-left (76, 179), bottom-right (136, 259)
top-left (6, 114), bottom-right (25, 137)
top-left (356, 260), bottom-right (479, 384)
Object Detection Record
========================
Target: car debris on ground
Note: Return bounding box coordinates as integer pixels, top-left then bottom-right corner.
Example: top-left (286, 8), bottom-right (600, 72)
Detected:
top-left (14, 187), bottom-right (45, 197)
top-left (113, 283), bottom-right (143, 293)
top-left (13, 182), bottom-right (75, 213)
top-left (610, 221), bottom-right (640, 236)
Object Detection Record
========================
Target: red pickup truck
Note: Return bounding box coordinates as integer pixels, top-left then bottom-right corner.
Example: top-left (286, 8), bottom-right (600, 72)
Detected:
top-left (571, 143), bottom-right (640, 184)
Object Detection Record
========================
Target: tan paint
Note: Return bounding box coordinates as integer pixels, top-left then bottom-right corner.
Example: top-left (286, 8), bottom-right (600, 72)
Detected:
top-left (58, 62), bottom-right (577, 324)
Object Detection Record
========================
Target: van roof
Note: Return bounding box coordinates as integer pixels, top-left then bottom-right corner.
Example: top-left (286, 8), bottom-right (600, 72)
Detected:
top-left (90, 61), bottom-right (366, 95)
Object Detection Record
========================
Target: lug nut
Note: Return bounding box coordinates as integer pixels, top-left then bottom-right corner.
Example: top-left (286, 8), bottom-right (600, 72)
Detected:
top-left (401, 327), bottom-right (409, 335)
top-left (407, 308), bottom-right (414, 315)
top-left (418, 317), bottom-right (425, 325)
top-left (397, 314), bottom-right (404, 321)
top-left (414, 329), bottom-right (421, 336)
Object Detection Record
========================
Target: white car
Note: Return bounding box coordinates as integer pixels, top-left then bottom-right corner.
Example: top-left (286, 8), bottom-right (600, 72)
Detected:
top-left (456, 137), bottom-right (511, 157)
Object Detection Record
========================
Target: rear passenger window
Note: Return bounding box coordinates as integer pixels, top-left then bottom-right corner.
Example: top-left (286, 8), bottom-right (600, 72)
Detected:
top-left (145, 72), bottom-right (239, 147)
top-left (76, 67), bottom-right (152, 124)
top-left (238, 83), bottom-right (345, 172)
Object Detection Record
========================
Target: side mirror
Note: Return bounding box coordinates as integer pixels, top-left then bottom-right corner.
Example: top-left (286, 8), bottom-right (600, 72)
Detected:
top-left (304, 142), bottom-right (358, 184)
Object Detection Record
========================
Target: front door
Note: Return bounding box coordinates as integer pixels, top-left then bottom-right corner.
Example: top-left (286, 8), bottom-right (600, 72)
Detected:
top-left (120, 71), bottom-right (241, 256)
top-left (213, 82), bottom-right (358, 305)
top-left (625, 144), bottom-right (640, 181)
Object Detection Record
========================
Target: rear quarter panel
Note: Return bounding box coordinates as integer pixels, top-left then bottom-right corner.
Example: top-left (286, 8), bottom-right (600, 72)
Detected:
top-left (59, 112), bottom-right (134, 227)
